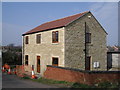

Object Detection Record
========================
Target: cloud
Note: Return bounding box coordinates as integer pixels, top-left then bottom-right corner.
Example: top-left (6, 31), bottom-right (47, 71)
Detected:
top-left (89, 2), bottom-right (118, 45)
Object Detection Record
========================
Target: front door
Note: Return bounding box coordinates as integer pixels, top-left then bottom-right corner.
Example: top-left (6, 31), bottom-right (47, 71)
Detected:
top-left (37, 56), bottom-right (40, 73)
top-left (85, 56), bottom-right (91, 70)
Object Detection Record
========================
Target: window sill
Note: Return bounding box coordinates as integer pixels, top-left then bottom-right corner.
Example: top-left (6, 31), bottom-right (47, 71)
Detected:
top-left (86, 43), bottom-right (93, 46)
top-left (52, 43), bottom-right (59, 45)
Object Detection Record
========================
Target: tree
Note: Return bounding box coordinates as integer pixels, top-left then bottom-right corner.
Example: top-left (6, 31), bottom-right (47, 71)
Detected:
top-left (2, 44), bottom-right (22, 65)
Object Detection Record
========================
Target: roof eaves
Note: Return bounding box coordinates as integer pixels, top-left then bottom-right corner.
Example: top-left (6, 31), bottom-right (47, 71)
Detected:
top-left (22, 26), bottom-right (65, 36)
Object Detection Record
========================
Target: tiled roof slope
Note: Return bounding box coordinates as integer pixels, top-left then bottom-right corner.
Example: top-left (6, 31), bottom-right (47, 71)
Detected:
top-left (23, 11), bottom-right (89, 35)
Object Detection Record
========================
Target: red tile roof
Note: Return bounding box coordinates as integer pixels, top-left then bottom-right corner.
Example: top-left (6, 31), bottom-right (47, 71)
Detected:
top-left (23, 11), bottom-right (89, 35)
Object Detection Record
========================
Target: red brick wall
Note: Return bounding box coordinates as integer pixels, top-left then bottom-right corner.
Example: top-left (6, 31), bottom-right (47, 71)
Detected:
top-left (16, 65), bottom-right (32, 77)
top-left (44, 66), bottom-right (120, 85)
top-left (16, 65), bottom-right (25, 77)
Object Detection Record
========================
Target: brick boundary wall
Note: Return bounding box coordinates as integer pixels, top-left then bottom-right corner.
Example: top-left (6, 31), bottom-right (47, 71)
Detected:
top-left (16, 65), bottom-right (25, 77)
top-left (44, 65), bottom-right (120, 85)
top-left (16, 65), bottom-right (32, 77)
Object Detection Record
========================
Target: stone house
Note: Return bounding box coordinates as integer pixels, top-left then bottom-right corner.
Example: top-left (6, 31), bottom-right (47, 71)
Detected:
top-left (22, 11), bottom-right (107, 76)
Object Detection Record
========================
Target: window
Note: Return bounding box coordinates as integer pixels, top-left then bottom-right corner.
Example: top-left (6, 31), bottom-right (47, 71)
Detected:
top-left (86, 33), bottom-right (91, 43)
top-left (52, 57), bottom-right (58, 66)
top-left (25, 55), bottom-right (28, 65)
top-left (36, 34), bottom-right (41, 44)
top-left (52, 31), bottom-right (58, 43)
top-left (25, 36), bottom-right (29, 44)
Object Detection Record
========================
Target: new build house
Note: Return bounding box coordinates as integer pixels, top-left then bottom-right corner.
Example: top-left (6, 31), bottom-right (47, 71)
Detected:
top-left (22, 11), bottom-right (107, 76)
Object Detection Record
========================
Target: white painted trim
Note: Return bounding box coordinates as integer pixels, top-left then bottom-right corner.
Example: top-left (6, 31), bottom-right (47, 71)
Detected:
top-left (36, 54), bottom-right (41, 56)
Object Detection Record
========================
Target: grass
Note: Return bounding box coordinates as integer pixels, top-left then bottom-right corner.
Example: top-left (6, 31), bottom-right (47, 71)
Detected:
top-left (31, 77), bottom-right (73, 88)
top-left (97, 81), bottom-right (120, 88)
top-left (21, 76), bottom-right (31, 80)
top-left (71, 82), bottom-right (95, 88)
top-left (20, 76), bottom-right (120, 88)
top-left (31, 77), bottom-right (95, 88)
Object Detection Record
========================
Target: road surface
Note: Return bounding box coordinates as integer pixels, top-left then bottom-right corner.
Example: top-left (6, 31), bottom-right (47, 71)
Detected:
top-left (2, 73), bottom-right (58, 88)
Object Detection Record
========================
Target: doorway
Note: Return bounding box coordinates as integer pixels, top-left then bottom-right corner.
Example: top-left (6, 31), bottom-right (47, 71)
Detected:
top-left (85, 56), bottom-right (91, 70)
top-left (37, 56), bottom-right (40, 73)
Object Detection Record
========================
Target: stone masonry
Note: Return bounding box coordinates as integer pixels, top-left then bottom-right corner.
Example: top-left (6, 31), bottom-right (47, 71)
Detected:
top-left (65, 12), bottom-right (107, 70)
top-left (23, 28), bottom-right (65, 76)
top-left (23, 11), bottom-right (107, 76)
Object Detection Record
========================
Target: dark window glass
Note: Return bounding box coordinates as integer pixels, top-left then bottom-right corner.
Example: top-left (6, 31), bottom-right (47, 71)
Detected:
top-left (36, 34), bottom-right (41, 44)
top-left (25, 36), bottom-right (29, 44)
top-left (52, 57), bottom-right (58, 66)
top-left (25, 55), bottom-right (28, 65)
top-left (52, 31), bottom-right (58, 43)
top-left (86, 33), bottom-right (91, 43)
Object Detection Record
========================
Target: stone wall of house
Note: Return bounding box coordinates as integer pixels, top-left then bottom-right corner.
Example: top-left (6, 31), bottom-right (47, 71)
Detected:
top-left (23, 27), bottom-right (65, 76)
top-left (65, 12), bottom-right (107, 70)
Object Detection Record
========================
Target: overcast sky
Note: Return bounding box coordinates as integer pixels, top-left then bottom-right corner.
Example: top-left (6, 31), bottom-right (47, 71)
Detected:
top-left (2, 2), bottom-right (118, 46)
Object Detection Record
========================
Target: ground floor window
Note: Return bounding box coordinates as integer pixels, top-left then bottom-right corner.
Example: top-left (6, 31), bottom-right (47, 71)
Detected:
top-left (52, 57), bottom-right (58, 66)
top-left (25, 55), bottom-right (28, 65)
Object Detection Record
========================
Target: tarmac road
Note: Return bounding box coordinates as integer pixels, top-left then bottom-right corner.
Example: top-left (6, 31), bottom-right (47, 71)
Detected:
top-left (2, 73), bottom-right (58, 88)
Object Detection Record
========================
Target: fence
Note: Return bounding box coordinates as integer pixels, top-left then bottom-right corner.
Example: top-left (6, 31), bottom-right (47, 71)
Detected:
top-left (44, 65), bottom-right (120, 85)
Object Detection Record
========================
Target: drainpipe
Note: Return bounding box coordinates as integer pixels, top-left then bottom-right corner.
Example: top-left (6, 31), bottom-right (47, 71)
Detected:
top-left (85, 22), bottom-right (87, 70)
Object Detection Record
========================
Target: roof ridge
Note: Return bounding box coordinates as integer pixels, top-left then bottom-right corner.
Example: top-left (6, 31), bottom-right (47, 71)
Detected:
top-left (43, 11), bottom-right (89, 25)
top-left (23, 11), bottom-right (89, 35)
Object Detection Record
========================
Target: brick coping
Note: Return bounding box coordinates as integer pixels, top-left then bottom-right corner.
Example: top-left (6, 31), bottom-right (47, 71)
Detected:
top-left (47, 65), bottom-right (120, 74)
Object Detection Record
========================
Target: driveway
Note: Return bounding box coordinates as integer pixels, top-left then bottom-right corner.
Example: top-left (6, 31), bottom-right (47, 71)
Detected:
top-left (2, 73), bottom-right (58, 88)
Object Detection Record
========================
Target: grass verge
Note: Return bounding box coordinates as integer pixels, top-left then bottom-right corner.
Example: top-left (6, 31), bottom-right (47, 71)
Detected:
top-left (31, 77), bottom-right (94, 88)
top-left (20, 76), bottom-right (120, 88)
top-left (31, 77), bottom-right (73, 88)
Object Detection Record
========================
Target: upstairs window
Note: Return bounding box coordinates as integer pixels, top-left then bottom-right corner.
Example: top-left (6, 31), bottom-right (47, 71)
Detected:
top-left (52, 57), bottom-right (58, 66)
top-left (25, 36), bottom-right (29, 44)
top-left (52, 31), bottom-right (58, 43)
top-left (36, 34), bottom-right (41, 44)
top-left (25, 55), bottom-right (28, 65)
top-left (86, 33), bottom-right (91, 43)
